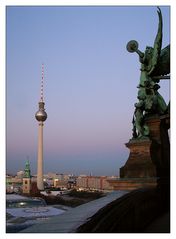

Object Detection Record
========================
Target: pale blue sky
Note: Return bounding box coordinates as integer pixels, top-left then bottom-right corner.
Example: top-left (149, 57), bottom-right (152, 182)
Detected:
top-left (6, 6), bottom-right (170, 176)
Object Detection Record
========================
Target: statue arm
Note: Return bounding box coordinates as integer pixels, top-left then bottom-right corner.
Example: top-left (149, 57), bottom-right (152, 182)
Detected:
top-left (148, 7), bottom-right (163, 75)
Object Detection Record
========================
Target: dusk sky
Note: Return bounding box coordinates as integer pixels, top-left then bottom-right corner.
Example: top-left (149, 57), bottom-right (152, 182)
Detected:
top-left (6, 6), bottom-right (170, 176)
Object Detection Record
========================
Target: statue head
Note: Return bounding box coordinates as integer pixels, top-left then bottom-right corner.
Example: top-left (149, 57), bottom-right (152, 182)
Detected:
top-left (144, 46), bottom-right (154, 61)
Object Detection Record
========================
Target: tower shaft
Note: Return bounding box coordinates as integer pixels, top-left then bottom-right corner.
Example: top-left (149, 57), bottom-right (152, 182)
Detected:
top-left (37, 122), bottom-right (44, 190)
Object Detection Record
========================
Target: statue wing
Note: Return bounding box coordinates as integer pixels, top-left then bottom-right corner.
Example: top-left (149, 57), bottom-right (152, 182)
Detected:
top-left (148, 7), bottom-right (163, 76)
top-left (151, 44), bottom-right (170, 76)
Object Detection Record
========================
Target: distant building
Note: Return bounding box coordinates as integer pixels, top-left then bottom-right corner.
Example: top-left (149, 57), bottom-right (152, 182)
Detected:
top-left (16, 171), bottom-right (24, 179)
top-left (22, 160), bottom-right (31, 194)
top-left (53, 174), bottom-right (72, 188)
top-left (6, 174), bottom-right (23, 193)
top-left (76, 176), bottom-right (113, 191)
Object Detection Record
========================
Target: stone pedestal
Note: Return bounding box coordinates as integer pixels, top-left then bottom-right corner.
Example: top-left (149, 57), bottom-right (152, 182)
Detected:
top-left (145, 114), bottom-right (170, 178)
top-left (108, 177), bottom-right (157, 191)
top-left (120, 139), bottom-right (157, 178)
top-left (120, 114), bottom-right (170, 180)
top-left (113, 114), bottom-right (170, 192)
top-left (145, 114), bottom-right (170, 205)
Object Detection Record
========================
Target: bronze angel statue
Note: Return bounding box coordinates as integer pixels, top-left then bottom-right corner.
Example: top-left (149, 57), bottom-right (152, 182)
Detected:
top-left (127, 7), bottom-right (170, 139)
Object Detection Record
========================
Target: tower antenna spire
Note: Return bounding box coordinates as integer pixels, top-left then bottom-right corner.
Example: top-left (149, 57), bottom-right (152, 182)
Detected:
top-left (40, 63), bottom-right (44, 102)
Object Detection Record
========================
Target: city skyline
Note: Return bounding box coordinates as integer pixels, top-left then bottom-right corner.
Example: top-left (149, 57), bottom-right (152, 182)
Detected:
top-left (6, 6), bottom-right (170, 176)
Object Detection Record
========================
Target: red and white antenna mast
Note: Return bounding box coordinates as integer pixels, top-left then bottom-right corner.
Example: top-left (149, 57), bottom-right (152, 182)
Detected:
top-left (40, 63), bottom-right (44, 102)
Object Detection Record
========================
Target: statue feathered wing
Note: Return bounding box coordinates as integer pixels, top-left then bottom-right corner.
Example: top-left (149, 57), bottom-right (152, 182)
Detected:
top-left (151, 44), bottom-right (170, 76)
top-left (148, 7), bottom-right (170, 77)
top-left (148, 7), bottom-right (163, 76)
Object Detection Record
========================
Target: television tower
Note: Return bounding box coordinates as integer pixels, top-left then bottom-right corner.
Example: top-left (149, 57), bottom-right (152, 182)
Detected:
top-left (35, 64), bottom-right (47, 190)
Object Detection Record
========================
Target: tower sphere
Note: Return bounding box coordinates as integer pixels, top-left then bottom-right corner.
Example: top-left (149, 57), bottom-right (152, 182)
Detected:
top-left (35, 102), bottom-right (47, 122)
top-left (35, 109), bottom-right (47, 122)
